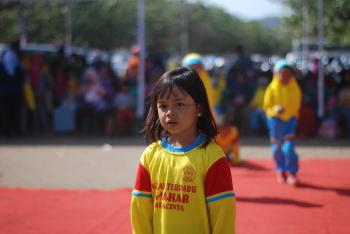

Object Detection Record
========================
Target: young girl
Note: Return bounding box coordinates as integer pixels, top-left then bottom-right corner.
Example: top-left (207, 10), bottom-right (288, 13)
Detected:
top-left (263, 60), bottom-right (302, 185)
top-left (131, 67), bottom-right (236, 234)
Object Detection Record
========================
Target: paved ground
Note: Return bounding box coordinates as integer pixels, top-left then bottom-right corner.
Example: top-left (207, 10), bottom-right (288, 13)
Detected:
top-left (0, 136), bottom-right (349, 189)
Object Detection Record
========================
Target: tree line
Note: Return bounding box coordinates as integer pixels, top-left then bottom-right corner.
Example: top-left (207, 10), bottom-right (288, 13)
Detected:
top-left (1, 0), bottom-right (349, 55)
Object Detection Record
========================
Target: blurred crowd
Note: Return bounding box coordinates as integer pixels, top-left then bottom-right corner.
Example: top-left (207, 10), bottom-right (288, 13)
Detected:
top-left (0, 40), bottom-right (167, 138)
top-left (0, 40), bottom-right (349, 139)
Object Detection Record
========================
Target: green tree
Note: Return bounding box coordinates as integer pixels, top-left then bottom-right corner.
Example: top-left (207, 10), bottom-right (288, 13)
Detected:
top-left (1, 0), bottom-right (291, 55)
top-left (277, 0), bottom-right (350, 45)
top-left (72, 0), bottom-right (137, 49)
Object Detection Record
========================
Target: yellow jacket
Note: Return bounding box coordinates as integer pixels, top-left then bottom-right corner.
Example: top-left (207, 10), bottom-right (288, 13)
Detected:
top-left (197, 68), bottom-right (218, 121)
top-left (250, 87), bottom-right (266, 109)
top-left (263, 74), bottom-right (301, 121)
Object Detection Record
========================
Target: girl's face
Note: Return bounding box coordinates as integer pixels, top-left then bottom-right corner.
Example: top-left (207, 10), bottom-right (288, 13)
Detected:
top-left (157, 85), bottom-right (201, 141)
top-left (278, 67), bottom-right (292, 85)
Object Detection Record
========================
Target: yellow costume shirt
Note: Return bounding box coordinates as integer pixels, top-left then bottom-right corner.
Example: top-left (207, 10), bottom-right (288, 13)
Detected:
top-left (263, 75), bottom-right (301, 121)
top-left (131, 134), bottom-right (236, 234)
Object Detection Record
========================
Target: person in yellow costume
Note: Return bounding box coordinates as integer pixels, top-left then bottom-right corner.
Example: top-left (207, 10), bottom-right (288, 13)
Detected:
top-left (182, 54), bottom-right (240, 165)
top-left (247, 77), bottom-right (268, 135)
top-left (212, 73), bottom-right (240, 165)
top-left (182, 53), bottom-right (218, 121)
top-left (216, 117), bottom-right (240, 165)
top-left (263, 60), bottom-right (301, 186)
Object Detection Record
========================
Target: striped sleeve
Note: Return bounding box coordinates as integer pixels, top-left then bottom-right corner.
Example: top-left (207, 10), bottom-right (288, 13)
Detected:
top-left (205, 157), bottom-right (236, 234)
top-left (205, 157), bottom-right (235, 202)
top-left (132, 163), bottom-right (152, 198)
top-left (131, 162), bottom-right (153, 234)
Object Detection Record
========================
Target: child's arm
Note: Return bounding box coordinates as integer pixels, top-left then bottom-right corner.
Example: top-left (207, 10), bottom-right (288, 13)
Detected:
top-left (205, 157), bottom-right (236, 234)
top-left (131, 162), bottom-right (154, 234)
top-left (207, 198), bottom-right (236, 234)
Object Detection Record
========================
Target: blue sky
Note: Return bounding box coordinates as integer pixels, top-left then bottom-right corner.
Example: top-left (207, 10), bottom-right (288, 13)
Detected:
top-left (202, 0), bottom-right (292, 20)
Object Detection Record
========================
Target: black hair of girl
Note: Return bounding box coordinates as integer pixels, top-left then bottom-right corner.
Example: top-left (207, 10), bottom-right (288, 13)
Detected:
top-left (141, 67), bottom-right (217, 147)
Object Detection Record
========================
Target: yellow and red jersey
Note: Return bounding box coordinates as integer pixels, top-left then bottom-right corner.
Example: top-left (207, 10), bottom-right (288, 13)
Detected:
top-left (131, 134), bottom-right (236, 234)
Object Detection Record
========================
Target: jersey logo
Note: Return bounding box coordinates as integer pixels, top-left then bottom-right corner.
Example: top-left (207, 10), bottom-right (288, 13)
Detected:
top-left (183, 165), bottom-right (196, 182)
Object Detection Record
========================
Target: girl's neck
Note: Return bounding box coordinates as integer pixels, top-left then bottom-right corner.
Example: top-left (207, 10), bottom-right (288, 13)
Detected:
top-left (167, 131), bottom-right (199, 148)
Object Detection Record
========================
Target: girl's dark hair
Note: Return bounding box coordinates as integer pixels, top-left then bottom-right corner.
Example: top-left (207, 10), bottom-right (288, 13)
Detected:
top-left (141, 67), bottom-right (217, 147)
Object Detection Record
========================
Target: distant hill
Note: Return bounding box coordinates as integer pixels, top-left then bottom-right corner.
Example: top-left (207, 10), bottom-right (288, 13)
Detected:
top-left (256, 17), bottom-right (282, 29)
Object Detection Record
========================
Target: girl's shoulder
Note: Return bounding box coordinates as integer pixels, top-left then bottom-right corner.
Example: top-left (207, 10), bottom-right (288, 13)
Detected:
top-left (202, 141), bottom-right (226, 159)
top-left (141, 140), bottom-right (163, 159)
top-left (199, 141), bottom-right (227, 170)
top-left (144, 140), bottom-right (161, 152)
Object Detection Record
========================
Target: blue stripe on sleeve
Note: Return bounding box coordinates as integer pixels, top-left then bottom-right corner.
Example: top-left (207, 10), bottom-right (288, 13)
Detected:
top-left (132, 191), bottom-right (152, 198)
top-left (206, 192), bottom-right (235, 203)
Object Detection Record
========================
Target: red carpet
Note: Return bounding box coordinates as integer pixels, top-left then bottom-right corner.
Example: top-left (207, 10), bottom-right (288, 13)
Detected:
top-left (1, 159), bottom-right (350, 234)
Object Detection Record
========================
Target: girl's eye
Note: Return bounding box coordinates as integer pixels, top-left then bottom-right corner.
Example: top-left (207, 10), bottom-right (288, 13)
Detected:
top-left (176, 102), bottom-right (185, 108)
top-left (158, 104), bottom-right (167, 109)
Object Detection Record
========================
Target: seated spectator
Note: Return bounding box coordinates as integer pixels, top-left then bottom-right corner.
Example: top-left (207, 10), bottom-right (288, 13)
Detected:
top-left (216, 115), bottom-right (240, 165)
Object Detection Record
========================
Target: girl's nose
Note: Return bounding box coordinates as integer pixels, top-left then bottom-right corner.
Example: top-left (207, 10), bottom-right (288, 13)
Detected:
top-left (166, 106), bottom-right (177, 116)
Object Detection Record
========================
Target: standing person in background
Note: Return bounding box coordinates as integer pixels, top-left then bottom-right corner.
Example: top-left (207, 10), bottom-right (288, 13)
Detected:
top-left (226, 45), bottom-right (255, 99)
top-left (226, 69), bottom-right (252, 134)
top-left (336, 69), bottom-right (350, 137)
top-left (182, 53), bottom-right (218, 121)
top-left (263, 60), bottom-right (302, 186)
top-left (0, 39), bottom-right (25, 137)
top-left (125, 45), bottom-right (141, 97)
top-left (76, 68), bottom-right (108, 135)
top-left (114, 81), bottom-right (136, 136)
top-left (51, 45), bottom-right (68, 108)
top-left (131, 67), bottom-right (235, 234)
top-left (247, 77), bottom-right (268, 135)
top-left (30, 53), bottom-right (52, 135)
top-left (98, 64), bottom-right (116, 136)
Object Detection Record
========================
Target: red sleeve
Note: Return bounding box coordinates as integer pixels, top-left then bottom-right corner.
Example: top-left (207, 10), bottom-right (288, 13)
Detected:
top-left (205, 157), bottom-right (233, 197)
top-left (134, 163), bottom-right (152, 192)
